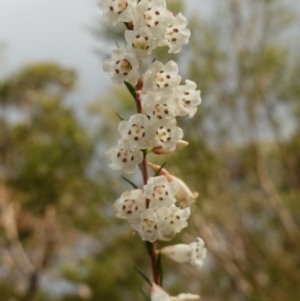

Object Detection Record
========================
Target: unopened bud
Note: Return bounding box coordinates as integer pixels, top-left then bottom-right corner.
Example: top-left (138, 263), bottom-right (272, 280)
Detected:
top-left (152, 140), bottom-right (189, 155)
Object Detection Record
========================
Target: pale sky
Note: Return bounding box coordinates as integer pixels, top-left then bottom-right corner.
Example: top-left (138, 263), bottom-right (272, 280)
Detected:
top-left (0, 0), bottom-right (212, 104)
top-left (0, 0), bottom-right (108, 104)
top-left (0, 0), bottom-right (298, 106)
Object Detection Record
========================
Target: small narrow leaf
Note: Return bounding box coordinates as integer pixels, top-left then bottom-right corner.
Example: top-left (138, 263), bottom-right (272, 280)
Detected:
top-left (121, 176), bottom-right (138, 189)
top-left (116, 113), bottom-right (124, 121)
top-left (140, 289), bottom-right (151, 301)
top-left (124, 81), bottom-right (136, 99)
top-left (142, 149), bottom-right (147, 157)
top-left (145, 241), bottom-right (152, 256)
top-left (155, 162), bottom-right (167, 177)
top-left (134, 266), bottom-right (152, 287)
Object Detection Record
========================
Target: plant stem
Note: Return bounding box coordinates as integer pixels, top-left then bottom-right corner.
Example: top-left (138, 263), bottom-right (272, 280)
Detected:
top-left (135, 83), bottom-right (160, 285)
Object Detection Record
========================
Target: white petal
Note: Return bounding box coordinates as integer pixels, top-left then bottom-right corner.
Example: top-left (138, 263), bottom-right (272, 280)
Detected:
top-left (160, 244), bottom-right (192, 263)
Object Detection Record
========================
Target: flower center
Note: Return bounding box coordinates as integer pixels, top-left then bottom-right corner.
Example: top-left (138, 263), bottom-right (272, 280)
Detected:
top-left (122, 199), bottom-right (138, 215)
top-left (156, 126), bottom-right (172, 143)
top-left (144, 8), bottom-right (160, 28)
top-left (109, 0), bottom-right (128, 14)
top-left (152, 185), bottom-right (169, 201)
top-left (142, 219), bottom-right (158, 233)
top-left (153, 103), bottom-right (169, 119)
top-left (115, 59), bottom-right (132, 76)
top-left (127, 124), bottom-right (146, 141)
top-left (166, 26), bottom-right (179, 43)
top-left (155, 70), bottom-right (172, 88)
top-left (117, 148), bottom-right (135, 163)
top-left (132, 34), bottom-right (150, 50)
top-left (181, 91), bottom-right (191, 107)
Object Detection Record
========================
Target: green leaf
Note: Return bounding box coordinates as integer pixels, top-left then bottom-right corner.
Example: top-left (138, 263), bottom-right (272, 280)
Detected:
top-left (140, 289), bottom-right (151, 301)
top-left (145, 241), bottom-right (152, 256)
top-left (116, 113), bottom-right (124, 121)
top-left (155, 161), bottom-right (167, 177)
top-left (156, 252), bottom-right (163, 286)
top-left (124, 81), bottom-right (136, 99)
top-left (121, 176), bottom-right (138, 189)
top-left (134, 266), bottom-right (152, 287)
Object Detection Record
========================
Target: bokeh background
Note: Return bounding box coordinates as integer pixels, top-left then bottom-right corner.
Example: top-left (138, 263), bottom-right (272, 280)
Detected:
top-left (0, 0), bottom-right (300, 300)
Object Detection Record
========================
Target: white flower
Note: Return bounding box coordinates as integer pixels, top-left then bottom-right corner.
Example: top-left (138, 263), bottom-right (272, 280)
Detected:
top-left (147, 162), bottom-right (198, 206)
top-left (158, 205), bottom-right (191, 241)
top-left (151, 283), bottom-right (200, 301)
top-left (143, 61), bottom-right (182, 96)
top-left (172, 80), bottom-right (201, 118)
top-left (103, 48), bottom-right (139, 86)
top-left (134, 0), bottom-right (172, 38)
top-left (118, 114), bottom-right (155, 149)
top-left (125, 28), bottom-right (159, 59)
top-left (150, 119), bottom-right (184, 152)
top-left (160, 237), bottom-right (207, 269)
top-left (141, 92), bottom-right (177, 122)
top-left (161, 13), bottom-right (191, 54)
top-left (144, 176), bottom-right (178, 209)
top-left (113, 189), bottom-right (146, 223)
top-left (168, 176), bottom-right (199, 207)
top-left (105, 139), bottom-right (143, 173)
top-left (97, 0), bottom-right (136, 26)
top-left (131, 208), bottom-right (160, 242)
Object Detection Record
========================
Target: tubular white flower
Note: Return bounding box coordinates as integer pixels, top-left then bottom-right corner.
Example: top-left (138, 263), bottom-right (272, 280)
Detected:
top-left (113, 189), bottom-right (146, 223)
top-left (134, 0), bottom-right (172, 38)
top-left (147, 162), bottom-right (198, 206)
top-left (150, 119), bottom-right (184, 152)
top-left (144, 176), bottom-right (178, 209)
top-left (125, 27), bottom-right (159, 60)
top-left (157, 205), bottom-right (191, 241)
top-left (141, 92), bottom-right (177, 122)
top-left (105, 139), bottom-right (143, 173)
top-left (143, 60), bottom-right (182, 96)
top-left (131, 208), bottom-right (160, 242)
top-left (151, 283), bottom-right (200, 301)
top-left (169, 175), bottom-right (199, 207)
top-left (103, 48), bottom-right (140, 86)
top-left (118, 113), bottom-right (155, 149)
top-left (160, 244), bottom-right (191, 263)
top-left (97, 0), bottom-right (136, 26)
top-left (161, 13), bottom-right (191, 54)
top-left (172, 80), bottom-right (201, 118)
top-left (160, 237), bottom-right (207, 269)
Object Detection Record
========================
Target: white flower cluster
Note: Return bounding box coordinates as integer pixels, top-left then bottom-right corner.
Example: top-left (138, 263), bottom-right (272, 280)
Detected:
top-left (98, 0), bottom-right (206, 274)
top-left (100, 0), bottom-right (202, 174)
top-left (113, 175), bottom-right (191, 242)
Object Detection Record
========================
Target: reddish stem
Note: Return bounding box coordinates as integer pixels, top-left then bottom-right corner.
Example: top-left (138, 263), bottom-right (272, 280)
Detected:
top-left (135, 82), bottom-right (160, 285)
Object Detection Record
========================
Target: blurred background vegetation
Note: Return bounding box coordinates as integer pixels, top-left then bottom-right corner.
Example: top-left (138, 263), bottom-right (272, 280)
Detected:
top-left (0, 0), bottom-right (300, 300)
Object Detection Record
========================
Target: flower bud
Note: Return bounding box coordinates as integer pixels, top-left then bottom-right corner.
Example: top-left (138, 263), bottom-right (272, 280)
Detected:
top-left (159, 238), bottom-right (207, 269)
top-left (160, 244), bottom-right (192, 263)
top-left (152, 140), bottom-right (189, 155)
